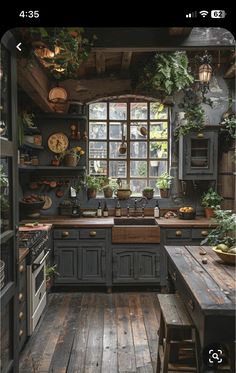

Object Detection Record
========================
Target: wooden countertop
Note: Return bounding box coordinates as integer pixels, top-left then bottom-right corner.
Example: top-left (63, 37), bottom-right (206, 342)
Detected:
top-left (19, 248), bottom-right (29, 263)
top-left (20, 216), bottom-right (215, 228)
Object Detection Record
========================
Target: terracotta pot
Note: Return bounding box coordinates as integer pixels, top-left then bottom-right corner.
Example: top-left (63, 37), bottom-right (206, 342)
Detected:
top-left (103, 187), bottom-right (113, 198)
top-left (46, 277), bottom-right (53, 290)
top-left (51, 159), bottom-right (60, 166)
top-left (115, 189), bottom-right (132, 200)
top-left (205, 207), bottom-right (215, 218)
top-left (142, 190), bottom-right (154, 199)
top-left (160, 189), bottom-right (170, 198)
top-left (64, 154), bottom-right (78, 167)
top-left (87, 188), bottom-right (97, 199)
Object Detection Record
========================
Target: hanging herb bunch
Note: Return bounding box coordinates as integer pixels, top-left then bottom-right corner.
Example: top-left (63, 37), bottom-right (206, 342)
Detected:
top-left (174, 88), bottom-right (205, 139)
top-left (132, 51), bottom-right (194, 97)
top-left (16, 28), bottom-right (97, 79)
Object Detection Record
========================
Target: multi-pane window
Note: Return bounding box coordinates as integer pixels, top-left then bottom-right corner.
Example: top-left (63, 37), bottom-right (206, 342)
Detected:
top-left (88, 101), bottom-right (169, 195)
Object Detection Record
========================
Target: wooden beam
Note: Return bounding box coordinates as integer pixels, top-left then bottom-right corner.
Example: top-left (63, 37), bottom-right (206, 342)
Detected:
top-left (169, 28), bottom-right (192, 36)
top-left (60, 78), bottom-right (131, 103)
top-left (95, 52), bottom-right (105, 74)
top-left (121, 52), bottom-right (132, 71)
top-left (224, 63), bottom-right (236, 79)
top-left (17, 59), bottom-right (54, 112)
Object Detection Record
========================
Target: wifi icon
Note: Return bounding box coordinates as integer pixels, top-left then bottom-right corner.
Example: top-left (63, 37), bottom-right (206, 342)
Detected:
top-left (199, 10), bottom-right (209, 17)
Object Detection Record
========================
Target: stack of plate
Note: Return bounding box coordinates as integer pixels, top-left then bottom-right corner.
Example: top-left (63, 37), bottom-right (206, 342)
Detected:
top-left (0, 260), bottom-right (5, 290)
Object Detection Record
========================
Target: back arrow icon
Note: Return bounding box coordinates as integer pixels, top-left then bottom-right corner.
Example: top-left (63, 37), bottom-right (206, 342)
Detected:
top-left (16, 43), bottom-right (22, 51)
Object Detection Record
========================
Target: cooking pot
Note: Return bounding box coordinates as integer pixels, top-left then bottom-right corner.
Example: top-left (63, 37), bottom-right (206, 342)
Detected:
top-left (115, 189), bottom-right (132, 200)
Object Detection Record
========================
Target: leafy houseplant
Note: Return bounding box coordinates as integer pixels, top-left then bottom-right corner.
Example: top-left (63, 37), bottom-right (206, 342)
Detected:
top-left (156, 172), bottom-right (174, 198)
top-left (201, 188), bottom-right (223, 218)
top-left (86, 175), bottom-right (103, 199)
top-left (46, 265), bottom-right (59, 290)
top-left (142, 187), bottom-right (154, 200)
top-left (59, 146), bottom-right (85, 167)
top-left (219, 114), bottom-right (236, 154)
top-left (201, 208), bottom-right (236, 248)
top-left (133, 51), bottom-right (194, 97)
top-left (103, 178), bottom-right (117, 198)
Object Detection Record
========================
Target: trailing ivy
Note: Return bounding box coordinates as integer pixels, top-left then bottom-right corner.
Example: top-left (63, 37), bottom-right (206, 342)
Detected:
top-left (133, 51), bottom-right (194, 96)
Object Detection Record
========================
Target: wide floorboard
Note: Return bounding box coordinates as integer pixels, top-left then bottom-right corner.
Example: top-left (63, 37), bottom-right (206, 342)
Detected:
top-left (20, 292), bottom-right (160, 373)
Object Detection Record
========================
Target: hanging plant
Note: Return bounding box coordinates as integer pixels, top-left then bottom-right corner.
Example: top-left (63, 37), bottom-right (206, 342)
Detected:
top-left (132, 51), bottom-right (194, 96)
top-left (16, 28), bottom-right (97, 79)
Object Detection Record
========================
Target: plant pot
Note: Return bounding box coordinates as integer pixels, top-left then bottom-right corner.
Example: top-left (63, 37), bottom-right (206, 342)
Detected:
top-left (115, 189), bottom-right (132, 200)
top-left (103, 187), bottom-right (113, 198)
top-left (87, 187), bottom-right (97, 199)
top-left (64, 154), bottom-right (78, 167)
top-left (51, 159), bottom-right (60, 166)
top-left (205, 207), bottom-right (215, 219)
top-left (160, 189), bottom-right (170, 198)
top-left (46, 277), bottom-right (53, 291)
top-left (142, 190), bottom-right (154, 199)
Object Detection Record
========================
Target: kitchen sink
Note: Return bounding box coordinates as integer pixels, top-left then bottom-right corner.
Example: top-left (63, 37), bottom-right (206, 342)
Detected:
top-left (113, 218), bottom-right (158, 225)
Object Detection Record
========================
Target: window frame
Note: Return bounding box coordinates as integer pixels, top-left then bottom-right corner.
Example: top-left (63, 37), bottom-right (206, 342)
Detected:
top-left (88, 100), bottom-right (170, 196)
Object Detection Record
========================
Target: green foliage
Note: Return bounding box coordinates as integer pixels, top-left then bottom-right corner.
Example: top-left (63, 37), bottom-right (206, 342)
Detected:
top-left (134, 52), bottom-right (194, 96)
top-left (156, 172), bottom-right (174, 190)
top-left (103, 178), bottom-right (118, 191)
top-left (201, 208), bottom-right (236, 247)
top-left (46, 264), bottom-right (59, 278)
top-left (143, 187), bottom-right (154, 192)
top-left (221, 115), bottom-right (236, 139)
top-left (201, 188), bottom-right (223, 208)
top-left (0, 165), bottom-right (8, 188)
top-left (86, 175), bottom-right (104, 190)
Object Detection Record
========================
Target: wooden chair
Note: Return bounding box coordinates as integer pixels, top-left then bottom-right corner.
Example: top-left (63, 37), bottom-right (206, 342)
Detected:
top-left (156, 294), bottom-right (200, 373)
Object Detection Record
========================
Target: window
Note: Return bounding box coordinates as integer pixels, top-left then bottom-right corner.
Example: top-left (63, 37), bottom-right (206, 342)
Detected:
top-left (88, 101), bottom-right (170, 195)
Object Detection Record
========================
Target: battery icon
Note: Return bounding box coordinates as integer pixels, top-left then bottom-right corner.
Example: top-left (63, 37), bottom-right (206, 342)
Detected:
top-left (211, 10), bottom-right (226, 18)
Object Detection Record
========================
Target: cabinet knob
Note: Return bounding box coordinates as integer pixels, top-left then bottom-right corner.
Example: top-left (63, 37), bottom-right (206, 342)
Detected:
top-left (62, 231), bottom-right (69, 238)
top-left (19, 329), bottom-right (24, 337)
top-left (19, 293), bottom-right (24, 302)
top-left (175, 230), bottom-right (182, 236)
top-left (197, 133), bottom-right (204, 138)
top-left (89, 231), bottom-right (97, 237)
top-left (19, 312), bottom-right (24, 320)
top-left (201, 230), bottom-right (208, 236)
top-left (19, 264), bottom-right (24, 273)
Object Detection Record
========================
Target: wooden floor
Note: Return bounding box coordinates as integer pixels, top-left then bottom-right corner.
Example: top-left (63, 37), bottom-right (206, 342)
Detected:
top-left (20, 292), bottom-right (160, 373)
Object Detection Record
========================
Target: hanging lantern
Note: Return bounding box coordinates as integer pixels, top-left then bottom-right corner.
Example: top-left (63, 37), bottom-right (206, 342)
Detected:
top-left (199, 63), bottom-right (212, 83)
top-left (48, 87), bottom-right (68, 103)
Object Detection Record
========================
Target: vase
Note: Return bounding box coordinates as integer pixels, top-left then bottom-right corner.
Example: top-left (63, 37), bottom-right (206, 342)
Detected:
top-left (204, 207), bottom-right (214, 219)
top-left (64, 154), bottom-right (78, 167)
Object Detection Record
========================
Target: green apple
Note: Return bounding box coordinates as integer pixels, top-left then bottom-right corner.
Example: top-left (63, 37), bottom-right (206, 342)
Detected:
top-left (216, 244), bottom-right (229, 252)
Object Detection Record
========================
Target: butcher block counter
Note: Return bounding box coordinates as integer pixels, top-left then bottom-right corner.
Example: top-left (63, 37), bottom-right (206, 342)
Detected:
top-left (20, 216), bottom-right (215, 228)
top-left (165, 245), bottom-right (235, 370)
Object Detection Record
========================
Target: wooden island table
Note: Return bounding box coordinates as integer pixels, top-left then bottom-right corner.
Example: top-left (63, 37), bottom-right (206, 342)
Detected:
top-left (165, 245), bottom-right (235, 371)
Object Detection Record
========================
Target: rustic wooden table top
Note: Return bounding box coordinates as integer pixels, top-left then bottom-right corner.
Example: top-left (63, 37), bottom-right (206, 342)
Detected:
top-left (165, 245), bottom-right (235, 315)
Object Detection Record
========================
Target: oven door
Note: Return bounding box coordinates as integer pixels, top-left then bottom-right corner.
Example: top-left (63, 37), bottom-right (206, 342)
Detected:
top-left (27, 250), bottom-right (49, 334)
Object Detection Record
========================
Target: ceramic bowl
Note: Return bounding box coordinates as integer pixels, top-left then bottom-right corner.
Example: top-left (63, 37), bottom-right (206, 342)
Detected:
top-left (212, 248), bottom-right (236, 265)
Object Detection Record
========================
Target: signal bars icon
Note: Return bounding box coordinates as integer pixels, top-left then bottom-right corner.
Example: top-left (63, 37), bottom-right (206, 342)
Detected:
top-left (186, 11), bottom-right (197, 18)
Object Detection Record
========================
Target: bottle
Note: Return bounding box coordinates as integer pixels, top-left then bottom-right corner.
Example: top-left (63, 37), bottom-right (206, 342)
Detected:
top-left (97, 201), bottom-right (102, 217)
top-left (103, 201), bottom-right (109, 217)
top-left (115, 200), bottom-right (121, 217)
top-left (154, 200), bottom-right (160, 218)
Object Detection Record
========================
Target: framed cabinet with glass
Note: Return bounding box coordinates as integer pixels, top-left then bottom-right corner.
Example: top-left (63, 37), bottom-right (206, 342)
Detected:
top-left (178, 128), bottom-right (218, 180)
top-left (0, 31), bottom-right (19, 373)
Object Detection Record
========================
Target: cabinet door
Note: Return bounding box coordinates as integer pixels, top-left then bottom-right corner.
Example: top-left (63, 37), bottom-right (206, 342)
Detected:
top-left (78, 242), bottom-right (105, 283)
top-left (54, 241), bottom-right (78, 283)
top-left (113, 250), bottom-right (135, 283)
top-left (137, 251), bottom-right (159, 282)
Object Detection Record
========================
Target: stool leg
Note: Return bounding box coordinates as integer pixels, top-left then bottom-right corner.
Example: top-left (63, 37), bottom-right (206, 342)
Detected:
top-left (156, 313), bottom-right (164, 373)
top-left (163, 326), bottom-right (171, 373)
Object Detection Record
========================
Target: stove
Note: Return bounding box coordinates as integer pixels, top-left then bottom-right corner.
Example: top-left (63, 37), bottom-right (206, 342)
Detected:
top-left (19, 230), bottom-right (48, 263)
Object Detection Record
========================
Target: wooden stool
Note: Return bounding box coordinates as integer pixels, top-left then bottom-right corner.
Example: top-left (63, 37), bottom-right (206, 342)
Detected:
top-left (156, 294), bottom-right (200, 373)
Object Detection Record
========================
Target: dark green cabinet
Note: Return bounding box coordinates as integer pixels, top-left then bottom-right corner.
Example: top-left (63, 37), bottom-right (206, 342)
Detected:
top-left (179, 129), bottom-right (218, 180)
top-left (78, 243), bottom-right (106, 283)
top-left (54, 241), bottom-right (78, 283)
top-left (112, 248), bottom-right (160, 284)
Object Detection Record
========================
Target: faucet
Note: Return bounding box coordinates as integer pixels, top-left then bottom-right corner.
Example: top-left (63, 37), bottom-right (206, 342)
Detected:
top-left (133, 197), bottom-right (147, 216)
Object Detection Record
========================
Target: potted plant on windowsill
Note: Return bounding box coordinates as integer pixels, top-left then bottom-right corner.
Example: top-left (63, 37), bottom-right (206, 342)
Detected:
top-left (156, 172), bottom-right (173, 198)
top-left (46, 265), bottom-right (59, 290)
top-left (142, 187), bottom-right (154, 200)
top-left (86, 175), bottom-right (102, 199)
top-left (201, 188), bottom-right (223, 218)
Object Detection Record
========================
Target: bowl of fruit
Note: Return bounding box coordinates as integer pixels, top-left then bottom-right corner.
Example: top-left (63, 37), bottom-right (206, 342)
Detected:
top-left (212, 244), bottom-right (236, 265)
top-left (178, 206), bottom-right (196, 220)
top-left (20, 194), bottom-right (45, 218)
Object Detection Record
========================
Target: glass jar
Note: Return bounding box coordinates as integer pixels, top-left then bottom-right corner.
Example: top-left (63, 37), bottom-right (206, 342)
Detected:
top-left (31, 156), bottom-right (39, 166)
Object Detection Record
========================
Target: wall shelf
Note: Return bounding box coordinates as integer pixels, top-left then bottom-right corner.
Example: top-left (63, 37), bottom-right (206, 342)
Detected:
top-left (21, 141), bottom-right (44, 150)
top-left (18, 165), bottom-right (86, 171)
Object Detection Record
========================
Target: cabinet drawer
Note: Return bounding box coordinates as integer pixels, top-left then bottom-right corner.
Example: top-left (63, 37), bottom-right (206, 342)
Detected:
top-left (192, 228), bottom-right (210, 239)
top-left (79, 229), bottom-right (106, 239)
top-left (165, 229), bottom-right (191, 239)
top-left (53, 229), bottom-right (78, 240)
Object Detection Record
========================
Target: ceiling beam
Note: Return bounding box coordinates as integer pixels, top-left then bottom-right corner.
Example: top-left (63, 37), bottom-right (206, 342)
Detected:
top-left (17, 59), bottom-right (54, 112)
top-left (96, 52), bottom-right (105, 74)
top-left (121, 52), bottom-right (132, 71)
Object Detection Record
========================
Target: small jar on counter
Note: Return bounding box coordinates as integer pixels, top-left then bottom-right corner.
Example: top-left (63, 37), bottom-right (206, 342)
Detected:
top-left (20, 154), bottom-right (25, 165)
